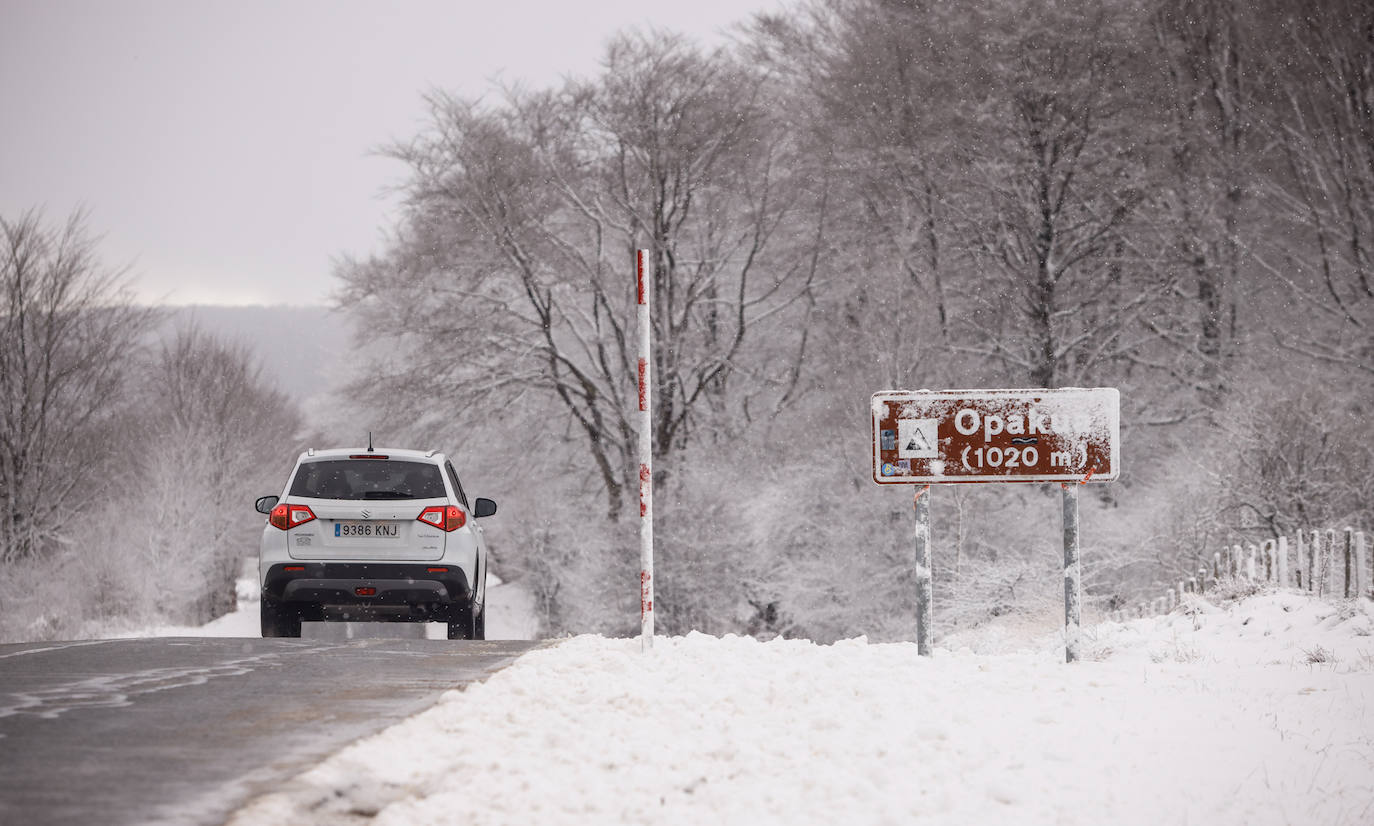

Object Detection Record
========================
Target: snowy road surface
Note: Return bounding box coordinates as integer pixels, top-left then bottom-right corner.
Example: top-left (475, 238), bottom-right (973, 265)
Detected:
top-left (0, 637), bottom-right (541, 826)
top-left (232, 592), bottom-right (1374, 826)
top-left (116, 565), bottom-right (541, 642)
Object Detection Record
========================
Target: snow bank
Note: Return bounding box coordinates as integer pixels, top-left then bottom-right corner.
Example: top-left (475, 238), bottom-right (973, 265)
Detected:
top-left (1087, 590), bottom-right (1374, 667)
top-left (107, 575), bottom-right (264, 639)
top-left (230, 592), bottom-right (1374, 826)
top-left (944, 589), bottom-right (1374, 665)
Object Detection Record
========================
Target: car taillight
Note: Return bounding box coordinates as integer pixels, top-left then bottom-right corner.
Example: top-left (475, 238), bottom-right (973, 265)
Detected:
top-left (269, 503), bottom-right (316, 530)
top-left (417, 505), bottom-right (465, 532)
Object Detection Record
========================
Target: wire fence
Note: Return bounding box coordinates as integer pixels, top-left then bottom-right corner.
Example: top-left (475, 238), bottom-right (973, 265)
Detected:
top-left (1108, 528), bottom-right (1371, 622)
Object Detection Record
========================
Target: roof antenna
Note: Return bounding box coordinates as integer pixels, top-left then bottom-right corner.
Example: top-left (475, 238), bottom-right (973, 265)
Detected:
top-left (367, 431), bottom-right (374, 452)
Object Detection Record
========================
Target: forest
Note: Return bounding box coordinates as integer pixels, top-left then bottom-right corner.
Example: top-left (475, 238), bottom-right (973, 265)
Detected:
top-left (2, 0), bottom-right (1370, 642)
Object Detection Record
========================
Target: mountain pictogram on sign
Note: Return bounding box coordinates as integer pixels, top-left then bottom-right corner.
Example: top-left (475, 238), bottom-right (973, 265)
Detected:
top-left (897, 419), bottom-right (938, 459)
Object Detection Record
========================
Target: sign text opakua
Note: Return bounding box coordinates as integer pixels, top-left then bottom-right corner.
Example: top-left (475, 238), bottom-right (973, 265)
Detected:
top-left (871, 388), bottom-right (1119, 484)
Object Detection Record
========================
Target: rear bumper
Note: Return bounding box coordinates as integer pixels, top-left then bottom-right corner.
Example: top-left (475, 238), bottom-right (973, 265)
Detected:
top-left (263, 562), bottom-right (473, 608)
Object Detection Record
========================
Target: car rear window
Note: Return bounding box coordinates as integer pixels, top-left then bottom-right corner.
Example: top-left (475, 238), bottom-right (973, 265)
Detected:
top-left (289, 460), bottom-right (447, 500)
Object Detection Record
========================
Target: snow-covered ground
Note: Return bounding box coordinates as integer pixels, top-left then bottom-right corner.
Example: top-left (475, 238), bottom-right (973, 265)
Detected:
top-left (225, 590), bottom-right (1374, 826)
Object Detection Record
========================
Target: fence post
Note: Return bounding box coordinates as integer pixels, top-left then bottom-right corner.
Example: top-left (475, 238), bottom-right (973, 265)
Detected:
top-left (1356, 531), bottom-right (1369, 600)
top-left (1167, 588), bottom-right (1177, 611)
top-left (1294, 531), bottom-right (1305, 590)
top-left (1187, 577), bottom-right (1197, 594)
top-left (1276, 536), bottom-right (1289, 587)
top-left (1325, 529), bottom-right (1339, 596)
top-left (1198, 567), bottom-right (1209, 594)
top-left (1233, 544), bottom-right (1243, 577)
top-left (1213, 551), bottom-right (1222, 580)
top-left (1346, 527), bottom-right (1357, 599)
top-left (1246, 545), bottom-right (1257, 581)
top-left (1263, 540), bottom-right (1274, 582)
top-left (1309, 530), bottom-right (1320, 594)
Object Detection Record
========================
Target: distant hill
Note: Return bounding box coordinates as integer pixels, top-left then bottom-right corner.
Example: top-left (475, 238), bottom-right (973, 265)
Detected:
top-left (155, 305), bottom-right (353, 404)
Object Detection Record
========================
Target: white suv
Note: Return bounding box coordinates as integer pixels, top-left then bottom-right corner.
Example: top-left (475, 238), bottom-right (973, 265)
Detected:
top-left (254, 448), bottom-right (495, 639)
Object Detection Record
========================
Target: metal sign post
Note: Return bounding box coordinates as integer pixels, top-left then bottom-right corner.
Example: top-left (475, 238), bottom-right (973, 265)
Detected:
top-left (637, 249), bottom-right (654, 651)
top-left (1062, 482), bottom-right (1081, 662)
top-left (913, 485), bottom-right (933, 656)
top-left (872, 388), bottom-right (1119, 662)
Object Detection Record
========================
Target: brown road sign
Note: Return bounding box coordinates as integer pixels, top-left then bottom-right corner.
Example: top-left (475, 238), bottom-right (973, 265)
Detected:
top-left (872, 388), bottom-right (1120, 484)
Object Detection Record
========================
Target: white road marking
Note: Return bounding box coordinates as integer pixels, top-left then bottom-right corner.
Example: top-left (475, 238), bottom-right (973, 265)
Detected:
top-left (0, 640), bottom-right (116, 660)
top-left (0, 650), bottom-right (285, 720)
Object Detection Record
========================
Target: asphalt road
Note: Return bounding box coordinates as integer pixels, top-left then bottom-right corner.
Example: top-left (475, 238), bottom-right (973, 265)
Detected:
top-left (0, 636), bottom-right (543, 825)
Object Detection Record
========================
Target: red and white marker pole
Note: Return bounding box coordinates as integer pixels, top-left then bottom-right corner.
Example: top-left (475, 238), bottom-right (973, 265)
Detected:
top-left (637, 249), bottom-right (654, 651)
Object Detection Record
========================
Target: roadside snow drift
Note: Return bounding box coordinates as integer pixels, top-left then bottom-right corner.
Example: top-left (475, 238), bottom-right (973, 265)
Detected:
top-left (231, 592), bottom-right (1374, 826)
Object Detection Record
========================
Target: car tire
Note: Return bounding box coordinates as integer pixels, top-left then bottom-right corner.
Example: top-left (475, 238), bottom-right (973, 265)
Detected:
top-left (446, 604), bottom-right (476, 640)
top-left (473, 603), bottom-right (486, 640)
top-left (261, 600), bottom-right (302, 638)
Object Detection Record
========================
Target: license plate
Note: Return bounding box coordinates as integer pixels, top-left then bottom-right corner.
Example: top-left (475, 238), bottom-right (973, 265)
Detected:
top-left (334, 521), bottom-right (401, 539)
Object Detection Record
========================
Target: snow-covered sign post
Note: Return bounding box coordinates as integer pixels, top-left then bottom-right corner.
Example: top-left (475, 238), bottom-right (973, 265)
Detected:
top-left (871, 388), bottom-right (1120, 662)
top-left (637, 250), bottom-right (654, 651)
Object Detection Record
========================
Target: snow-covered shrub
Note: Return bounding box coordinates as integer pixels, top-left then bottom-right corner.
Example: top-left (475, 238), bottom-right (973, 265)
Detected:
top-left (1212, 381), bottom-right (1373, 538)
top-left (1204, 576), bottom-right (1272, 604)
top-left (1302, 644), bottom-right (1336, 664)
top-left (1149, 637), bottom-right (1206, 664)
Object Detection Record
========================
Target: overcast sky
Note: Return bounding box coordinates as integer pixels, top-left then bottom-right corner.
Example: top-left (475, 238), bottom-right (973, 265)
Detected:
top-left (1, 0), bottom-right (783, 306)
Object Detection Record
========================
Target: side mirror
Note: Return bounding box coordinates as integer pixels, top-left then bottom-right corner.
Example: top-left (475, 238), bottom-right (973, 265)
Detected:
top-left (255, 495), bottom-right (279, 515)
top-left (473, 497), bottom-right (498, 518)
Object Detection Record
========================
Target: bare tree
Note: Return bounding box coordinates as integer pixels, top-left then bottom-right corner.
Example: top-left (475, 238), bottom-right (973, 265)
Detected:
top-left (750, 0), bottom-right (980, 343)
top-left (340, 32), bottom-right (821, 521)
top-left (1258, 0), bottom-right (1374, 374)
top-left (961, 1), bottom-right (1153, 389)
top-left (132, 324), bottom-right (301, 622)
top-left (0, 210), bottom-right (157, 562)
top-left (1150, 0), bottom-right (1263, 408)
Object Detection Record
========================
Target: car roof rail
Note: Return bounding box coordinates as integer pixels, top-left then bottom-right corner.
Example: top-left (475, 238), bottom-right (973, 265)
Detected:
top-left (307, 448), bottom-right (315, 457)
top-left (425, 449), bottom-right (440, 458)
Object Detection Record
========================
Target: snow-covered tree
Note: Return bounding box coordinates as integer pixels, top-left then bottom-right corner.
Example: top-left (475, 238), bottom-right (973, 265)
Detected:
top-left (0, 209), bottom-right (156, 563)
